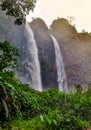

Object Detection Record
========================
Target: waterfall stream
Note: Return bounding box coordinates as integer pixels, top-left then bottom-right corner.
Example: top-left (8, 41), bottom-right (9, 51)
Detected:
top-left (51, 35), bottom-right (68, 92)
top-left (24, 23), bottom-right (42, 91)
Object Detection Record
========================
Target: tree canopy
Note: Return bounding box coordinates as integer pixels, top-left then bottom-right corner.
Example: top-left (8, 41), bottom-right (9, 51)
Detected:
top-left (0, 41), bottom-right (19, 71)
top-left (0, 0), bottom-right (37, 24)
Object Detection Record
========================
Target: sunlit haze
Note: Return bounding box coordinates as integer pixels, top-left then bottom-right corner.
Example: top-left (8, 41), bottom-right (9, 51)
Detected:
top-left (26, 0), bottom-right (91, 32)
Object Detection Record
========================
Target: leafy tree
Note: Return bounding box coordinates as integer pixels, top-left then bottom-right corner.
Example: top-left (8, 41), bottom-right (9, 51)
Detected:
top-left (0, 41), bottom-right (19, 71)
top-left (0, 0), bottom-right (37, 24)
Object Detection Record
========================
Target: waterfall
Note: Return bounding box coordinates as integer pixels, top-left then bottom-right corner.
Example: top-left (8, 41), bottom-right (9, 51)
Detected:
top-left (51, 35), bottom-right (68, 92)
top-left (24, 23), bottom-right (42, 91)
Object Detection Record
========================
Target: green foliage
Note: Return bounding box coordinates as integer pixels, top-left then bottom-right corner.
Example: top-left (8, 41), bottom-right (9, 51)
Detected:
top-left (0, 70), bottom-right (40, 123)
top-left (0, 41), bottom-right (19, 71)
top-left (0, 69), bottom-right (91, 129)
top-left (0, 0), bottom-right (37, 24)
top-left (0, 71), bottom-right (24, 121)
top-left (1, 79), bottom-right (91, 130)
top-left (0, 80), bottom-right (21, 121)
top-left (75, 83), bottom-right (82, 92)
top-left (39, 109), bottom-right (89, 130)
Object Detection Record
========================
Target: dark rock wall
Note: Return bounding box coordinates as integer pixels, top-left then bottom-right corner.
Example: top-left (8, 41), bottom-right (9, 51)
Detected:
top-left (30, 18), bottom-right (58, 89)
top-left (50, 18), bottom-right (91, 90)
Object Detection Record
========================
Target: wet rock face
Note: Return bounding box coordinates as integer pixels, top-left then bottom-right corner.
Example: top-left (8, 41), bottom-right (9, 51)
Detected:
top-left (0, 14), bottom-right (58, 90)
top-left (30, 18), bottom-right (58, 89)
top-left (50, 18), bottom-right (91, 90)
top-left (0, 11), bottom-right (32, 84)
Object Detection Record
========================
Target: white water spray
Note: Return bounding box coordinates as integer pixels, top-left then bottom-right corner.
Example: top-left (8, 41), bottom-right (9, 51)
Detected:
top-left (51, 35), bottom-right (68, 92)
top-left (24, 23), bottom-right (42, 91)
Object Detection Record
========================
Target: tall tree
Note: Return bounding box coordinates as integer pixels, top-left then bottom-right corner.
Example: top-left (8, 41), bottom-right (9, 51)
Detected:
top-left (0, 0), bottom-right (37, 24)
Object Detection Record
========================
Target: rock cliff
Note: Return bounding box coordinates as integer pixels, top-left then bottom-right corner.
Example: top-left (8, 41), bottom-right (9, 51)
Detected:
top-left (50, 18), bottom-right (91, 90)
top-left (0, 12), bottom-right (91, 91)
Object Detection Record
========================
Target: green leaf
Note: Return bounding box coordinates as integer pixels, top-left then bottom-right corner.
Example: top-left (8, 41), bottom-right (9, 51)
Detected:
top-left (40, 114), bottom-right (44, 122)
top-left (53, 119), bottom-right (57, 126)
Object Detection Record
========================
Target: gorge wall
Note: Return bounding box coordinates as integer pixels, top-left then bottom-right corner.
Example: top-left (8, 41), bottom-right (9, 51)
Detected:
top-left (50, 18), bottom-right (91, 90)
top-left (0, 12), bottom-right (91, 91)
top-left (0, 12), bottom-right (58, 90)
top-left (30, 19), bottom-right (58, 90)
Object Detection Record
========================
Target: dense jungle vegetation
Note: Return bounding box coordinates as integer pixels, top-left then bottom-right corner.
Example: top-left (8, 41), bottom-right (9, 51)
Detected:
top-left (0, 41), bottom-right (91, 130)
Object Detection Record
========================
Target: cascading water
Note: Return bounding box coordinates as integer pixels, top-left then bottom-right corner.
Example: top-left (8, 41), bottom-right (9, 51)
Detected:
top-left (51, 35), bottom-right (68, 92)
top-left (24, 23), bottom-right (42, 91)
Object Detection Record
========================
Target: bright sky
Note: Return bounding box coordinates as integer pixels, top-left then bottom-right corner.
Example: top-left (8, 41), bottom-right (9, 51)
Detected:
top-left (26, 0), bottom-right (91, 32)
